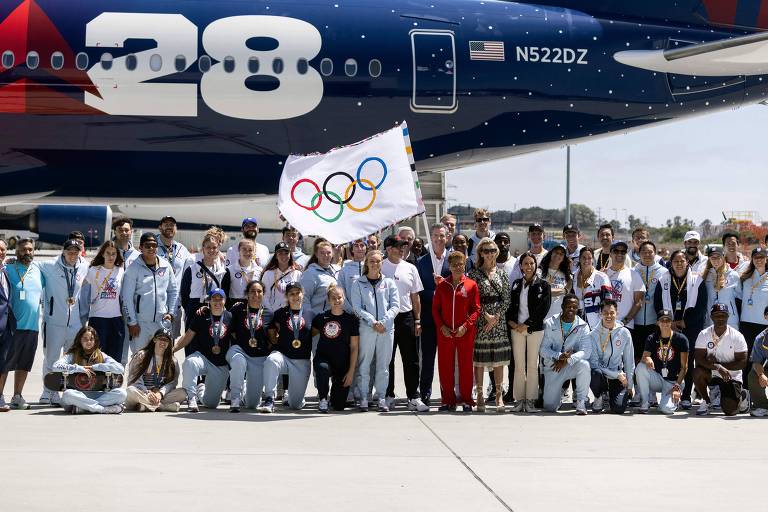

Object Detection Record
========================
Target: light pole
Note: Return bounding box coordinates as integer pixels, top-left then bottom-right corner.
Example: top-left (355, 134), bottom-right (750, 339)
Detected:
top-left (565, 146), bottom-right (571, 224)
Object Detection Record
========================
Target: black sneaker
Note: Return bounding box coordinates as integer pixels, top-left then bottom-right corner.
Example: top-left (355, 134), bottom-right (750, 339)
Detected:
top-left (258, 397), bottom-right (274, 413)
top-left (438, 404), bottom-right (455, 412)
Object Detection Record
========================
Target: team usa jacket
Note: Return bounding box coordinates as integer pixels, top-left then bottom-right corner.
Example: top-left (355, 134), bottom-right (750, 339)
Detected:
top-left (588, 324), bottom-right (635, 389)
top-left (121, 256), bottom-right (179, 326)
top-left (38, 256), bottom-right (89, 328)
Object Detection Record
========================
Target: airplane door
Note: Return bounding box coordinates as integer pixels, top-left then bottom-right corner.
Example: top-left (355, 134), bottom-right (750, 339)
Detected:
top-left (410, 30), bottom-right (457, 113)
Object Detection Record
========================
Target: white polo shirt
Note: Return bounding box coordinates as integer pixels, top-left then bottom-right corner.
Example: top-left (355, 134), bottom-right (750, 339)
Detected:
top-left (381, 258), bottom-right (424, 313)
top-left (694, 325), bottom-right (748, 383)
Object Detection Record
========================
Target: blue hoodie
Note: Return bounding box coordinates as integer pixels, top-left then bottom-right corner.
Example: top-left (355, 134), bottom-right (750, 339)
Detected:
top-left (299, 262), bottom-right (340, 320)
top-left (39, 255), bottom-right (89, 328)
top-left (540, 313), bottom-right (591, 368)
top-left (588, 323), bottom-right (635, 389)
top-left (121, 256), bottom-right (178, 326)
top-left (338, 259), bottom-right (365, 313)
top-left (351, 275), bottom-right (400, 331)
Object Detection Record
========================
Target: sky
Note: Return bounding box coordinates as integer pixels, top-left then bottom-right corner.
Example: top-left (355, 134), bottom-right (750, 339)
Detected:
top-left (445, 105), bottom-right (768, 229)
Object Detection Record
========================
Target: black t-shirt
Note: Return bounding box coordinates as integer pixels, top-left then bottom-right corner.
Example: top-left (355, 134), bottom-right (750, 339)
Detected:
top-left (643, 331), bottom-right (689, 381)
top-left (190, 311), bottom-right (232, 367)
top-left (312, 310), bottom-right (359, 365)
top-left (230, 303), bottom-right (272, 358)
top-left (269, 306), bottom-right (312, 360)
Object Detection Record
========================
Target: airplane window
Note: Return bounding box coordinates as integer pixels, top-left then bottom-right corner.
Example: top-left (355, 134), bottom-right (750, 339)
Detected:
top-left (175, 55), bottom-right (187, 72)
top-left (149, 54), bottom-right (162, 72)
top-left (100, 53), bottom-right (113, 71)
top-left (75, 52), bottom-right (89, 70)
top-left (248, 57), bottom-right (259, 73)
top-left (223, 56), bottom-right (235, 73)
top-left (198, 55), bottom-right (212, 73)
top-left (2, 51), bottom-right (14, 68)
top-left (273, 58), bottom-right (284, 74)
top-left (345, 58), bottom-right (357, 77)
top-left (126, 54), bottom-right (137, 71)
top-left (297, 58), bottom-right (308, 75)
top-left (369, 59), bottom-right (382, 78)
top-left (26, 51), bottom-right (39, 70)
top-left (50, 51), bottom-right (64, 70)
top-left (320, 58), bottom-right (333, 76)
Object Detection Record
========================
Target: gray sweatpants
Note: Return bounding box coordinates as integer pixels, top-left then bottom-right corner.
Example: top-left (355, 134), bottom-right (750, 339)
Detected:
top-left (542, 359), bottom-right (591, 412)
top-left (262, 352), bottom-right (310, 410)
top-left (356, 325), bottom-right (394, 402)
top-left (635, 362), bottom-right (680, 414)
top-left (42, 322), bottom-right (81, 395)
top-left (61, 388), bottom-right (127, 413)
top-left (182, 352), bottom-right (229, 408)
top-left (227, 346), bottom-right (267, 408)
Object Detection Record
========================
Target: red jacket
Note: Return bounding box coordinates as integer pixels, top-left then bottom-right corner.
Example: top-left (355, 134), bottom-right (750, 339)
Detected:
top-left (432, 274), bottom-right (481, 333)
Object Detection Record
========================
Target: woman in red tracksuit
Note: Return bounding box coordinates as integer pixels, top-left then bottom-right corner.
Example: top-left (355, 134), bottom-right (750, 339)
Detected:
top-left (432, 251), bottom-right (481, 412)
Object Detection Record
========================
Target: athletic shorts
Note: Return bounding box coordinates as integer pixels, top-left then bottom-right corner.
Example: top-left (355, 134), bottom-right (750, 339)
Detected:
top-left (2, 329), bottom-right (39, 373)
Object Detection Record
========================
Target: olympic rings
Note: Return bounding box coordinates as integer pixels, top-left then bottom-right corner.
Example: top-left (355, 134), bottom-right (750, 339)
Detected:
top-left (289, 156), bottom-right (389, 222)
top-left (344, 178), bottom-right (376, 212)
top-left (323, 172), bottom-right (356, 205)
top-left (311, 191), bottom-right (344, 223)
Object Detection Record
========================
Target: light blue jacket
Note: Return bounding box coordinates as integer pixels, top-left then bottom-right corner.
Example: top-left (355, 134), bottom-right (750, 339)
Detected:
top-left (121, 256), bottom-right (178, 326)
top-left (52, 352), bottom-right (124, 375)
top-left (588, 323), bottom-right (635, 389)
top-left (351, 275), bottom-right (400, 331)
top-left (39, 256), bottom-right (89, 328)
top-left (338, 259), bottom-right (365, 313)
top-left (633, 262), bottom-right (669, 326)
top-left (300, 262), bottom-right (340, 320)
top-left (540, 313), bottom-right (591, 368)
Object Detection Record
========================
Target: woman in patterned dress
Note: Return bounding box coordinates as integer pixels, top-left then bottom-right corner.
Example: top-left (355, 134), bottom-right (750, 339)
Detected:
top-left (468, 238), bottom-right (511, 412)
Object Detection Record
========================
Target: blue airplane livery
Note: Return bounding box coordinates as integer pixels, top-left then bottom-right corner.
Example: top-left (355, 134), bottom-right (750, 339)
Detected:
top-left (1, 0), bottom-right (768, 242)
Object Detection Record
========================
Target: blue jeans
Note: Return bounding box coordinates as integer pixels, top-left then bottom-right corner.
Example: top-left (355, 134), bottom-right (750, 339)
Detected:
top-left (61, 388), bottom-right (127, 413)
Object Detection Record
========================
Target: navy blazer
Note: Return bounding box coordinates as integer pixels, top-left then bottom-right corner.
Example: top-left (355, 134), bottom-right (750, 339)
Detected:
top-left (416, 252), bottom-right (451, 329)
top-left (0, 268), bottom-right (14, 334)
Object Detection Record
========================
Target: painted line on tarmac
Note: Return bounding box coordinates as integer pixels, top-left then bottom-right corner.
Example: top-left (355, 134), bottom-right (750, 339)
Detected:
top-left (415, 414), bottom-right (514, 512)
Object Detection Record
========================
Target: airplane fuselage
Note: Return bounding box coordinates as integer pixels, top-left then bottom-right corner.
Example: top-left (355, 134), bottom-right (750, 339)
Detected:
top-left (0, 0), bottom-right (765, 204)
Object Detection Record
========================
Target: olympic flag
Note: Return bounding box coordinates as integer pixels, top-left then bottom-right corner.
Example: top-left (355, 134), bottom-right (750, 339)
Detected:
top-left (278, 123), bottom-right (425, 244)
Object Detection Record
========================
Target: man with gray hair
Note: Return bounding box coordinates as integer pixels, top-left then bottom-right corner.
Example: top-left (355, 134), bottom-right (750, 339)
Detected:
top-left (441, 214), bottom-right (457, 249)
top-left (397, 226), bottom-right (418, 265)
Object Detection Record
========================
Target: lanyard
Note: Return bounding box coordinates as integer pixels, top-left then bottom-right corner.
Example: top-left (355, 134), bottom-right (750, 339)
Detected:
top-left (559, 320), bottom-right (575, 352)
top-left (248, 306), bottom-right (263, 339)
top-left (749, 272), bottom-right (768, 303)
top-left (211, 315), bottom-right (223, 347)
top-left (641, 267), bottom-right (656, 297)
top-left (599, 327), bottom-right (613, 366)
top-left (671, 274), bottom-right (687, 296)
top-left (272, 269), bottom-right (293, 291)
top-left (578, 268), bottom-right (593, 300)
top-left (239, 264), bottom-right (255, 287)
top-left (289, 308), bottom-right (303, 336)
top-left (659, 336), bottom-right (672, 369)
top-left (14, 263), bottom-right (31, 289)
top-left (161, 242), bottom-right (177, 267)
top-left (153, 355), bottom-right (163, 378)
top-left (64, 266), bottom-right (76, 301)
top-left (598, 253), bottom-right (610, 272)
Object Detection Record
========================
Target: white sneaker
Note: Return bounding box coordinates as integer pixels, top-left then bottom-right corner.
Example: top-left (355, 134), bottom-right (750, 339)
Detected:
top-left (696, 402), bottom-right (710, 416)
top-left (385, 396), bottom-right (396, 411)
top-left (38, 390), bottom-right (51, 405)
top-left (378, 398), bottom-right (389, 412)
top-left (318, 398), bottom-right (328, 413)
top-left (103, 404), bottom-right (124, 414)
top-left (159, 402), bottom-right (180, 413)
top-left (196, 382), bottom-right (206, 402)
top-left (509, 400), bottom-right (524, 412)
top-left (575, 399), bottom-right (587, 415)
top-left (10, 395), bottom-right (30, 410)
top-left (408, 398), bottom-right (429, 412)
top-left (751, 407), bottom-right (768, 417)
top-left (258, 397), bottom-right (274, 413)
top-left (591, 395), bottom-right (604, 413)
top-left (561, 387), bottom-right (571, 403)
top-left (187, 396), bottom-right (199, 413)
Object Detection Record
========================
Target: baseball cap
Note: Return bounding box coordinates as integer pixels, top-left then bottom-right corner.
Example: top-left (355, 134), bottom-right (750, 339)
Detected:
top-left (139, 233), bottom-right (158, 246)
top-left (563, 223), bottom-right (579, 233)
top-left (657, 309), bottom-right (673, 320)
top-left (62, 240), bottom-right (80, 252)
top-left (706, 245), bottom-right (724, 256)
top-left (285, 282), bottom-right (303, 294)
top-left (711, 303), bottom-right (729, 314)
top-left (753, 247), bottom-right (767, 257)
top-left (274, 241), bottom-right (290, 253)
top-left (159, 215), bottom-right (177, 225)
top-left (242, 217), bottom-right (258, 227)
top-left (610, 240), bottom-right (629, 251)
top-left (528, 223), bottom-right (543, 233)
top-left (494, 232), bottom-right (510, 242)
top-left (209, 288), bottom-right (226, 299)
top-left (683, 230), bottom-right (701, 242)
top-left (383, 235), bottom-right (408, 249)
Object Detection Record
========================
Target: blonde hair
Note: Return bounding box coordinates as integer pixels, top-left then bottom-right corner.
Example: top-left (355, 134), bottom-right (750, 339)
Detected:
top-left (327, 283), bottom-right (344, 299)
top-left (474, 237), bottom-right (498, 268)
top-left (701, 257), bottom-right (726, 291)
top-left (205, 226), bottom-right (225, 245)
top-left (362, 250), bottom-right (383, 276)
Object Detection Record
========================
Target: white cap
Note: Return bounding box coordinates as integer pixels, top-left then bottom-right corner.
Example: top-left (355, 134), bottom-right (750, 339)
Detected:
top-left (683, 230), bottom-right (701, 242)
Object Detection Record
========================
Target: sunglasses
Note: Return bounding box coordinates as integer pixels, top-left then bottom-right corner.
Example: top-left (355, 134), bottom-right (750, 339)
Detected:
top-left (476, 217), bottom-right (490, 222)
top-left (480, 248), bottom-right (497, 254)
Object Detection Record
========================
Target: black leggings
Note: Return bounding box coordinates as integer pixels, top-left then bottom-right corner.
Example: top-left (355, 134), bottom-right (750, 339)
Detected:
top-left (589, 370), bottom-right (630, 414)
top-left (388, 312), bottom-right (420, 399)
top-left (314, 357), bottom-right (349, 410)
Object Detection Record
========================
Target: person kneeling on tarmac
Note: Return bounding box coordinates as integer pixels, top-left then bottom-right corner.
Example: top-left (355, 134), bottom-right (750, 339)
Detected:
top-left (539, 294), bottom-right (592, 415)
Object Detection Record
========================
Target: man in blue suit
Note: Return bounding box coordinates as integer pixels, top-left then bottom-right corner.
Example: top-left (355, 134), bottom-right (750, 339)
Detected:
top-left (0, 239), bottom-right (16, 412)
top-left (416, 224), bottom-right (451, 403)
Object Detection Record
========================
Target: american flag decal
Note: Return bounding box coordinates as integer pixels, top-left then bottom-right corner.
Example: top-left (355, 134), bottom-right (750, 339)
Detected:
top-left (469, 41), bottom-right (505, 61)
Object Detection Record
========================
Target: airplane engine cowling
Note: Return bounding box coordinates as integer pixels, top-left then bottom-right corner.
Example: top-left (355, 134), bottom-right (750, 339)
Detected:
top-left (35, 205), bottom-right (112, 247)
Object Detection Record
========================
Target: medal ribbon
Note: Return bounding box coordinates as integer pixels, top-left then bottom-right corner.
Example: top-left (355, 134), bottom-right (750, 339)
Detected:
top-left (211, 315), bottom-right (223, 350)
top-left (64, 265), bottom-right (76, 304)
top-left (290, 308), bottom-right (303, 338)
top-left (659, 336), bottom-right (671, 369)
top-left (248, 306), bottom-right (263, 340)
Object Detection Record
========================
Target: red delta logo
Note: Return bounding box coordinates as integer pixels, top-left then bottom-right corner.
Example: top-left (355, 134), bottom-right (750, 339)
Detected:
top-left (0, 0), bottom-right (101, 114)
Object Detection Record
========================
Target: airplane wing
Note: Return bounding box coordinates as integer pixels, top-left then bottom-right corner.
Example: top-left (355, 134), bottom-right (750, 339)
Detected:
top-left (614, 31), bottom-right (768, 76)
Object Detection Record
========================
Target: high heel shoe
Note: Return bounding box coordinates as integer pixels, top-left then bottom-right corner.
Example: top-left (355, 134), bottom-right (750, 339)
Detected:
top-left (476, 393), bottom-right (486, 412)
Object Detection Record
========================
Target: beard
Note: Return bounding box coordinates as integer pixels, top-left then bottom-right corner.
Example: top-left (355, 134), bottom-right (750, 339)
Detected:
top-left (18, 254), bottom-right (33, 264)
top-left (686, 246), bottom-right (698, 256)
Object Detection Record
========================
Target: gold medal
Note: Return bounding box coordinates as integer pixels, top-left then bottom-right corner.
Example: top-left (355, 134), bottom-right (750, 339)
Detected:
top-left (249, 338), bottom-right (258, 348)
top-left (67, 297), bottom-right (75, 306)
top-left (212, 345), bottom-right (221, 355)
top-left (292, 339), bottom-right (301, 349)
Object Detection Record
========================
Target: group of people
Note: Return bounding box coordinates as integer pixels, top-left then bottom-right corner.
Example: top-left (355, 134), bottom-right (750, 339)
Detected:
top-left (0, 208), bottom-right (767, 418)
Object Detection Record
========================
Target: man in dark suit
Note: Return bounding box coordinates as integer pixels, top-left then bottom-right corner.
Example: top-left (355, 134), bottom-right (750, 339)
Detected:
top-left (0, 239), bottom-right (15, 412)
top-left (416, 224), bottom-right (451, 404)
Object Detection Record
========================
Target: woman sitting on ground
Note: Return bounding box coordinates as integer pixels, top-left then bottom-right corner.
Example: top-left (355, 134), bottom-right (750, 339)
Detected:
top-left (126, 329), bottom-right (185, 412)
